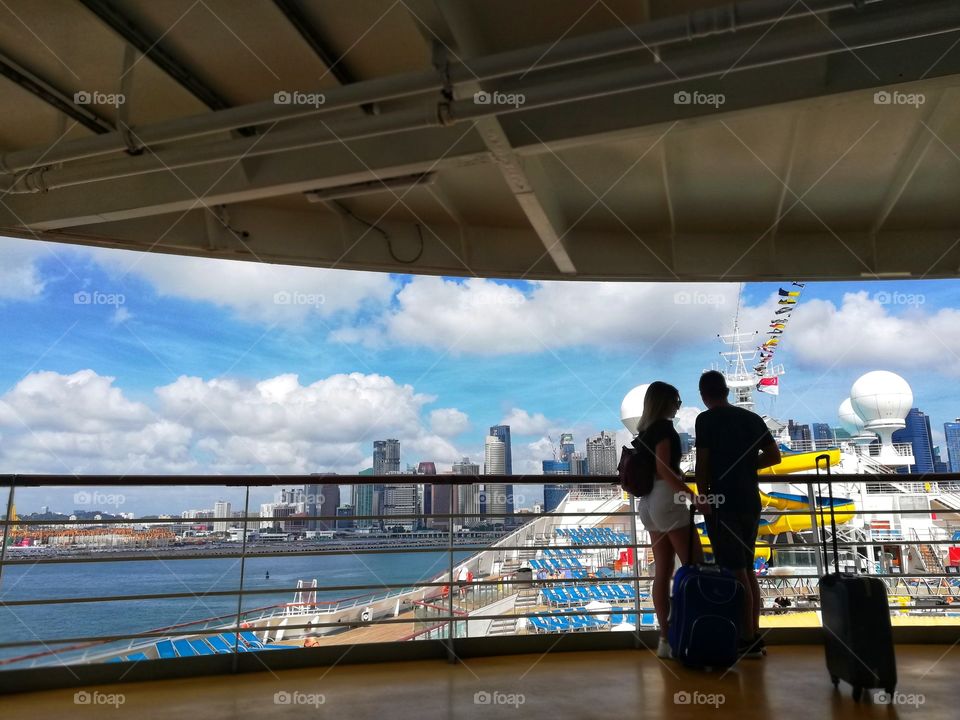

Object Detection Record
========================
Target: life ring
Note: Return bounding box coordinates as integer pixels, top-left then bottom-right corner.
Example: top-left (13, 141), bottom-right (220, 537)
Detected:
top-left (360, 607), bottom-right (373, 622)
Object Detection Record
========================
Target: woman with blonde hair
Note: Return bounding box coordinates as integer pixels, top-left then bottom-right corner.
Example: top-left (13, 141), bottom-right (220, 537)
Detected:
top-left (633, 381), bottom-right (704, 658)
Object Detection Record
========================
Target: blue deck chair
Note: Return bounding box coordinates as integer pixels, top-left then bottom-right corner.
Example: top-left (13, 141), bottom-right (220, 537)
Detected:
top-left (206, 635), bottom-right (234, 654)
top-left (172, 638), bottom-right (198, 657)
top-left (155, 640), bottom-right (177, 659)
top-left (126, 652), bottom-right (149, 661)
top-left (188, 639), bottom-right (215, 655)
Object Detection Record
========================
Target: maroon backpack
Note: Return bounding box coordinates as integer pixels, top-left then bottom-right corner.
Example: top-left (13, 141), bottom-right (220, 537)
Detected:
top-left (618, 432), bottom-right (656, 497)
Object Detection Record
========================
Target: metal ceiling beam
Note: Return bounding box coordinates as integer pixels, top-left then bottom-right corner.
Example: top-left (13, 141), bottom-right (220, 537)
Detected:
top-left (271, 0), bottom-right (354, 87)
top-left (425, 1), bottom-right (577, 275)
top-left (76, 0), bottom-right (232, 112)
top-left (0, 51), bottom-right (113, 135)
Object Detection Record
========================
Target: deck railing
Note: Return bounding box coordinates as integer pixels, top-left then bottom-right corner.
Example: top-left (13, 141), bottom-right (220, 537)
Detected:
top-left (1, 472), bottom-right (959, 671)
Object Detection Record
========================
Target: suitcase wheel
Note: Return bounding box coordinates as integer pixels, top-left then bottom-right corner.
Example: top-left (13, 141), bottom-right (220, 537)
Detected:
top-left (830, 675), bottom-right (839, 689)
top-left (852, 686), bottom-right (863, 702)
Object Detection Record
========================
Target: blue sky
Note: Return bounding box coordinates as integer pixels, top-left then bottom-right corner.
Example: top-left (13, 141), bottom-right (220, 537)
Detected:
top-left (2, 234), bottom-right (959, 514)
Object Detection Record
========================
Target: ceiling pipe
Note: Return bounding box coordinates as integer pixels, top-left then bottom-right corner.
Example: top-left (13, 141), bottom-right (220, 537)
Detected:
top-left (1, 0), bottom-right (954, 195)
top-left (0, 0), bottom-right (874, 174)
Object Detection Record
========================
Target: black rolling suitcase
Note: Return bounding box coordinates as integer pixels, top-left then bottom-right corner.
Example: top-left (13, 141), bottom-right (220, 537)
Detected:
top-left (815, 454), bottom-right (897, 702)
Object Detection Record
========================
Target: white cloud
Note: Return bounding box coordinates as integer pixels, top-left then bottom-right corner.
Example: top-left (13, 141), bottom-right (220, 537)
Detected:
top-left (0, 235), bottom-right (47, 301)
top-left (675, 406), bottom-right (702, 435)
top-left (370, 276), bottom-right (738, 354)
top-left (0, 369), bottom-right (473, 478)
top-left (87, 248), bottom-right (395, 324)
top-left (429, 408), bottom-right (469, 436)
top-left (501, 407), bottom-right (552, 436)
top-left (0, 370), bottom-right (194, 474)
top-left (773, 291), bottom-right (960, 377)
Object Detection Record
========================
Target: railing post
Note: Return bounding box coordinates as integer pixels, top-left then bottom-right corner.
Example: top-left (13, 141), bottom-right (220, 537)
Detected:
top-left (628, 491), bottom-right (643, 649)
top-left (446, 480), bottom-right (456, 661)
top-left (805, 481), bottom-right (825, 577)
top-left (231, 485), bottom-right (251, 669)
top-left (0, 478), bottom-right (16, 593)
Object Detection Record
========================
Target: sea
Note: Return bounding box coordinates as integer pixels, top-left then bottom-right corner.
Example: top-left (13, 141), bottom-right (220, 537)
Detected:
top-left (0, 549), bottom-right (472, 664)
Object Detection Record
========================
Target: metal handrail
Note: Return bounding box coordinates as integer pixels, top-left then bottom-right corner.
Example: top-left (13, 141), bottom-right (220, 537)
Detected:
top-left (2, 473), bottom-right (960, 668)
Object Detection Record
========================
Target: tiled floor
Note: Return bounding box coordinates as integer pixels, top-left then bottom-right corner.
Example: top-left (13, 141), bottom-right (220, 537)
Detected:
top-left (3, 644), bottom-right (957, 719)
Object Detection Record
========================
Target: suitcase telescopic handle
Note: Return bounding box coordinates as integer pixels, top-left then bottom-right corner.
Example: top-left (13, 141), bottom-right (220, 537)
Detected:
top-left (816, 453), bottom-right (840, 574)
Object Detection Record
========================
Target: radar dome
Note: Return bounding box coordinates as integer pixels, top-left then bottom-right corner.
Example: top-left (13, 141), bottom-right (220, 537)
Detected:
top-left (838, 398), bottom-right (866, 435)
top-left (850, 371), bottom-right (913, 426)
top-left (620, 384), bottom-right (650, 435)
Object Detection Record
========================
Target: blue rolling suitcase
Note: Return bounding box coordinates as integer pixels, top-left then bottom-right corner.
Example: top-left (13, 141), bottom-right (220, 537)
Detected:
top-left (668, 507), bottom-right (744, 668)
top-left (816, 454), bottom-right (897, 702)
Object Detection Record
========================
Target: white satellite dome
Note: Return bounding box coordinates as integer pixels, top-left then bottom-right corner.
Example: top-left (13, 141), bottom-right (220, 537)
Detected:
top-left (850, 371), bottom-right (913, 426)
top-left (620, 384), bottom-right (650, 435)
top-left (838, 397), bottom-right (866, 435)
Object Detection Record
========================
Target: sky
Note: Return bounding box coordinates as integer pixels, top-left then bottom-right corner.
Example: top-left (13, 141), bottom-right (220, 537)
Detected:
top-left (1, 234), bottom-right (959, 515)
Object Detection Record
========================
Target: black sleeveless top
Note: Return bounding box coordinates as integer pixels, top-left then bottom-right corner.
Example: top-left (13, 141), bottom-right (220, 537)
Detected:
top-left (636, 418), bottom-right (681, 476)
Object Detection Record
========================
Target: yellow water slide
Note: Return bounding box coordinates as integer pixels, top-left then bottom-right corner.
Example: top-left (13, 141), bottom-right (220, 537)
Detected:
top-left (692, 448), bottom-right (855, 563)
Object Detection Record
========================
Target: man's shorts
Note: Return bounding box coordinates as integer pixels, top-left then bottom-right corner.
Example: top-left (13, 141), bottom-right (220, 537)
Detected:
top-left (704, 511), bottom-right (760, 570)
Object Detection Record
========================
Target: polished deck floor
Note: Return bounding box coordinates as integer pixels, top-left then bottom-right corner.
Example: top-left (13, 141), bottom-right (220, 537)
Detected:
top-left (4, 644), bottom-right (957, 719)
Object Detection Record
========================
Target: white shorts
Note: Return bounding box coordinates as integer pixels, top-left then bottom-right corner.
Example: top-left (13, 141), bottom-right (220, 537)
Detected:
top-left (637, 479), bottom-right (690, 533)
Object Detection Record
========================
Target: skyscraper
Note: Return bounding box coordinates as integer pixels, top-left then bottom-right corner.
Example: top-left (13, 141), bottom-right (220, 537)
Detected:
top-left (542, 459), bottom-right (571, 514)
top-left (559, 433), bottom-right (575, 462)
top-left (893, 408), bottom-right (935, 474)
top-left (452, 458), bottom-right (480, 527)
top-left (787, 420), bottom-right (812, 446)
top-left (354, 468), bottom-right (376, 529)
top-left (383, 483), bottom-right (417, 531)
top-left (812, 423), bottom-right (832, 449)
top-left (305, 477), bottom-right (340, 530)
top-left (945, 419), bottom-right (960, 473)
top-left (586, 431), bottom-right (618, 475)
top-left (213, 500), bottom-right (232, 533)
top-left (489, 425), bottom-right (513, 474)
top-left (490, 424), bottom-right (515, 522)
top-left (373, 439), bottom-right (401, 475)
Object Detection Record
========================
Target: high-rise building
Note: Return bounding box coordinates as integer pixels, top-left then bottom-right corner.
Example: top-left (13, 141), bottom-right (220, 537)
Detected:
top-left (678, 432), bottom-right (694, 455)
top-left (559, 433), bottom-right (575, 462)
top-left (812, 423), bottom-right (833, 449)
top-left (489, 425), bottom-right (513, 474)
top-left (489, 425), bottom-right (515, 522)
top-left (427, 483), bottom-right (458, 530)
top-left (945, 419), bottom-right (960, 473)
top-left (787, 420), bottom-right (812, 446)
top-left (305, 478), bottom-right (340, 530)
top-left (213, 500), bottom-right (232, 533)
top-left (452, 458), bottom-right (481, 527)
top-left (373, 439), bottom-right (401, 475)
top-left (569, 452), bottom-right (587, 475)
top-left (933, 447), bottom-right (950, 474)
top-left (485, 435), bottom-right (506, 474)
top-left (542, 460), bottom-right (571, 514)
top-left (335, 505), bottom-right (355, 530)
top-left (354, 468), bottom-right (376, 529)
top-left (586, 431), bottom-right (618, 476)
top-left (893, 408), bottom-right (935, 474)
top-left (383, 483), bottom-right (418, 531)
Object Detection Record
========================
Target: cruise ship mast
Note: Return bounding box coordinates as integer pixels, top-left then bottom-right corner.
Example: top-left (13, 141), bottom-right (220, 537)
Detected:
top-left (713, 284), bottom-right (784, 411)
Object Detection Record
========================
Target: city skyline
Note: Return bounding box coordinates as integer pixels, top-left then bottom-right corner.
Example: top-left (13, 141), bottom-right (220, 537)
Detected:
top-left (3, 234), bottom-right (960, 515)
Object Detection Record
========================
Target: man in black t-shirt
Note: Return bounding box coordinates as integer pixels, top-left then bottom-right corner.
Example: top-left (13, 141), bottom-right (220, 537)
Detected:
top-left (694, 370), bottom-right (781, 658)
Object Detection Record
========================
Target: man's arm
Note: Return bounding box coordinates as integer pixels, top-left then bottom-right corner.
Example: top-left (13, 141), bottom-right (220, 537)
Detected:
top-left (757, 434), bottom-right (782, 470)
top-left (694, 446), bottom-right (713, 516)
